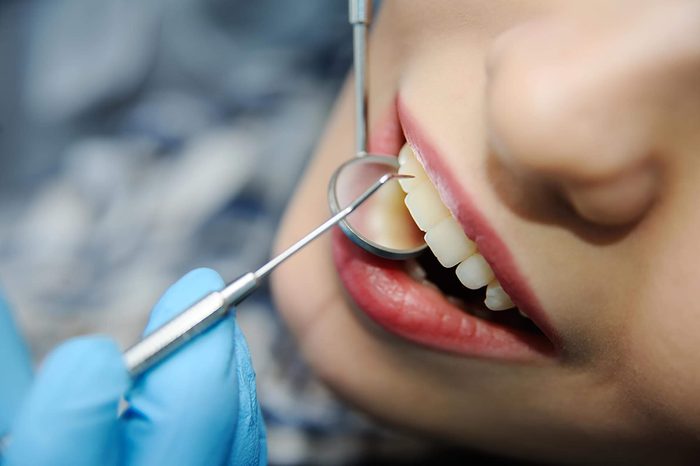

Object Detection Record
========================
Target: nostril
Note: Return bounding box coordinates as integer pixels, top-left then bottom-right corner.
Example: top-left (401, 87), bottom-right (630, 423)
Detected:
top-left (562, 163), bottom-right (660, 226)
top-left (486, 16), bottom-right (664, 227)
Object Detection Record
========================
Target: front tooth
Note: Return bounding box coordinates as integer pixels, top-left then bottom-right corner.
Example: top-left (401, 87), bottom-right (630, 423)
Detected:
top-left (455, 253), bottom-right (495, 290)
top-left (404, 181), bottom-right (451, 231)
top-left (485, 280), bottom-right (515, 311)
top-left (424, 217), bottom-right (477, 268)
top-left (397, 143), bottom-right (429, 192)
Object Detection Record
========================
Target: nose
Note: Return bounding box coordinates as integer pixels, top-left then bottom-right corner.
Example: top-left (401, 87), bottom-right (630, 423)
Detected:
top-left (485, 2), bottom-right (700, 226)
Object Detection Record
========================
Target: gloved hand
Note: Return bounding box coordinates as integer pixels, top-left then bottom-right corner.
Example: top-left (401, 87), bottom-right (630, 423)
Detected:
top-left (0, 268), bottom-right (267, 466)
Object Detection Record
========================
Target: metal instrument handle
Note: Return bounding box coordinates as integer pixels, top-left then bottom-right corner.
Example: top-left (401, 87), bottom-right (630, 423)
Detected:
top-left (349, 0), bottom-right (372, 156)
top-left (124, 272), bottom-right (257, 377)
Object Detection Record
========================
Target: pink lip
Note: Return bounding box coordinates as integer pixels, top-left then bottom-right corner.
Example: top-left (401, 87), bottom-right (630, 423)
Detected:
top-left (331, 97), bottom-right (557, 361)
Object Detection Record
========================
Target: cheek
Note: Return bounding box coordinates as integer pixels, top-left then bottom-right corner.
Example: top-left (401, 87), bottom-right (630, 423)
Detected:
top-left (608, 133), bottom-right (700, 441)
top-left (622, 284), bottom-right (700, 438)
top-left (624, 333), bottom-right (700, 443)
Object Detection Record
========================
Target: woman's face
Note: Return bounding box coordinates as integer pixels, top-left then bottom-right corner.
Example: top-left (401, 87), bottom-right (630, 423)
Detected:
top-left (272, 1), bottom-right (700, 463)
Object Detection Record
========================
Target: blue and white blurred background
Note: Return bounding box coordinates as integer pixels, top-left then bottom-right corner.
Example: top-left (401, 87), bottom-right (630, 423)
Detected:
top-left (0, 0), bottom-right (348, 354)
top-left (0, 1), bottom-right (491, 464)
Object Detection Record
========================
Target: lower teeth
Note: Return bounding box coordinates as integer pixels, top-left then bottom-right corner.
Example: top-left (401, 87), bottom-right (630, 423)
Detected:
top-left (405, 259), bottom-right (427, 281)
top-left (420, 279), bottom-right (441, 293)
top-left (446, 295), bottom-right (466, 308)
top-left (402, 251), bottom-right (543, 334)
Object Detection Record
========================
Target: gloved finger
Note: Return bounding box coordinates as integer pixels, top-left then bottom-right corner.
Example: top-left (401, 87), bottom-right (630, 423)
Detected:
top-left (0, 293), bottom-right (33, 436)
top-left (121, 268), bottom-right (241, 466)
top-left (3, 337), bottom-right (128, 466)
top-left (228, 324), bottom-right (267, 466)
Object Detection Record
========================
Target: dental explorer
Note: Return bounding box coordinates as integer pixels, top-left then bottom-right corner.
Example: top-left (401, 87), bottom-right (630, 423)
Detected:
top-left (123, 172), bottom-right (410, 377)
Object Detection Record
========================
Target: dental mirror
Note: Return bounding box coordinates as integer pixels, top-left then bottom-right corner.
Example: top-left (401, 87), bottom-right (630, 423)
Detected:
top-left (328, 154), bottom-right (427, 260)
top-left (331, 1), bottom-right (427, 260)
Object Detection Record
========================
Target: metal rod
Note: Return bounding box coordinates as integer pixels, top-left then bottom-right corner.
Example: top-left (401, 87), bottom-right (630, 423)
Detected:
top-left (350, 0), bottom-right (371, 156)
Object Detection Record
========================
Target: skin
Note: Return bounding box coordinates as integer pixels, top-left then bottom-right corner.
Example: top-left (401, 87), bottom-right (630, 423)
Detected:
top-left (271, 1), bottom-right (700, 463)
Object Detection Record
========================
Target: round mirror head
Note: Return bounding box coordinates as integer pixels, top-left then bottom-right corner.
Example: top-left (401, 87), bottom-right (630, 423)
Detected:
top-left (328, 155), bottom-right (427, 260)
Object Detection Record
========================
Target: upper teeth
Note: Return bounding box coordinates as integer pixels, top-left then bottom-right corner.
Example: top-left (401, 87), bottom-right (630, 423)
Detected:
top-left (485, 281), bottom-right (514, 311)
top-left (397, 142), bottom-right (515, 311)
top-left (424, 217), bottom-right (476, 268)
top-left (456, 254), bottom-right (494, 289)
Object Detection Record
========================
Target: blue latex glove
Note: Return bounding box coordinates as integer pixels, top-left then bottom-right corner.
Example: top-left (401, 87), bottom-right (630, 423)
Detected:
top-left (0, 292), bottom-right (33, 439)
top-left (0, 268), bottom-right (267, 466)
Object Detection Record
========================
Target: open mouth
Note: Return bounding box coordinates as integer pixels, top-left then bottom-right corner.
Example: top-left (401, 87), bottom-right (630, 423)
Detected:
top-left (407, 251), bottom-right (543, 337)
top-left (398, 141), bottom-right (542, 334)
top-left (331, 97), bottom-right (556, 361)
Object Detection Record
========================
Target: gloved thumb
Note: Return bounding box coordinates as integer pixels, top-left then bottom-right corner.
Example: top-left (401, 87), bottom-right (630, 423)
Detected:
top-left (120, 268), bottom-right (242, 466)
top-left (3, 337), bottom-right (129, 466)
top-left (0, 294), bottom-right (33, 436)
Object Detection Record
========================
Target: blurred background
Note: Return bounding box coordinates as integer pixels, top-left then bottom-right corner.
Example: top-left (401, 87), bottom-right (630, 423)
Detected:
top-left (0, 1), bottom-right (508, 464)
top-left (0, 0), bottom-right (348, 356)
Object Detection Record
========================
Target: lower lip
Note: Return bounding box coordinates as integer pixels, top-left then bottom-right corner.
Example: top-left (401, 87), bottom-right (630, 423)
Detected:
top-left (332, 229), bottom-right (553, 361)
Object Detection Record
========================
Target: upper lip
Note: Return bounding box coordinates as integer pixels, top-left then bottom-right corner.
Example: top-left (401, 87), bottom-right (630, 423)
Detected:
top-left (396, 96), bottom-right (561, 349)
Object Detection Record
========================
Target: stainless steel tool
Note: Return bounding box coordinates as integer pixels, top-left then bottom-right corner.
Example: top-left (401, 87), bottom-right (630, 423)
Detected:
top-left (123, 171), bottom-right (409, 377)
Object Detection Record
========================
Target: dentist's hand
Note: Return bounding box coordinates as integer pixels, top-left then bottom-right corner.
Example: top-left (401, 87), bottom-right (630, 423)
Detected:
top-left (1, 268), bottom-right (267, 466)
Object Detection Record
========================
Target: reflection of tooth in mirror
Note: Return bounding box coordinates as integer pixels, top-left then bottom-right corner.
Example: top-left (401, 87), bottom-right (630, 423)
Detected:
top-left (333, 155), bottom-right (425, 254)
top-left (363, 177), bottom-right (425, 250)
